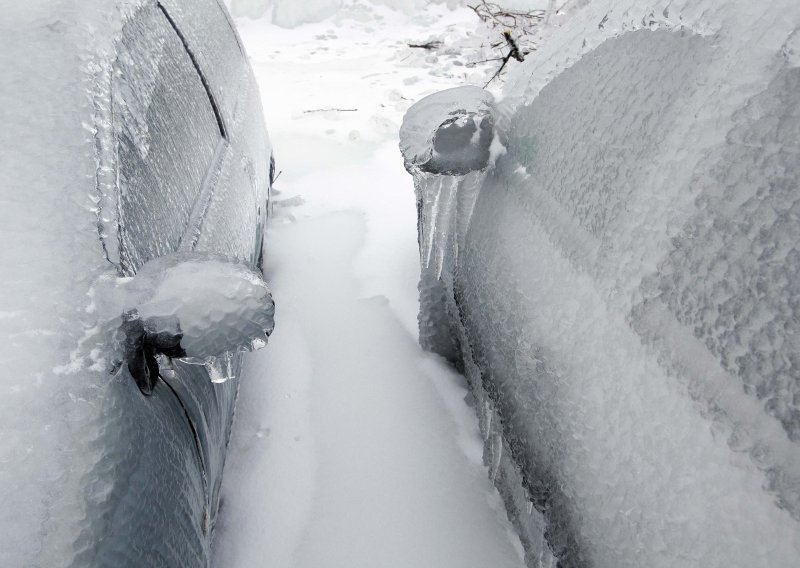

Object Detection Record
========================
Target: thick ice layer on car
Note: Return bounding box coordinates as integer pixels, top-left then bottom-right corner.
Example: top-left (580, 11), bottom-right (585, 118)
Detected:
top-left (406, 0), bottom-right (800, 566)
top-left (400, 86), bottom-right (496, 176)
top-left (123, 253), bottom-right (275, 360)
top-left (0, 1), bottom-right (271, 565)
top-left (400, 87), bottom-right (496, 288)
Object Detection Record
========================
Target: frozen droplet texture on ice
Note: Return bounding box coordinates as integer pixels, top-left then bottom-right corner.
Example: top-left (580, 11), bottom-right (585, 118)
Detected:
top-left (129, 252), bottom-right (275, 360)
top-left (1, 0), bottom-right (272, 564)
top-left (400, 86), bottom-right (496, 176)
top-left (404, 0), bottom-right (800, 566)
top-left (400, 87), bottom-right (495, 285)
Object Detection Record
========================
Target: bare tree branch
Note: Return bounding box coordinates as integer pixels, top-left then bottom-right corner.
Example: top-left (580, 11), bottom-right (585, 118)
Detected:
top-left (468, 1), bottom-right (544, 86)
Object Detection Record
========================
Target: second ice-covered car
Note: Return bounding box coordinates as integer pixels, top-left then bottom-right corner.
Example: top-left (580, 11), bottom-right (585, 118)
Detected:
top-left (401, 1), bottom-right (800, 567)
top-left (0, 0), bottom-right (273, 566)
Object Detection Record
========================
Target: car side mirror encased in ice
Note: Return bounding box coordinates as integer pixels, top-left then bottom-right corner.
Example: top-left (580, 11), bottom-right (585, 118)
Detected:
top-left (106, 253), bottom-right (275, 394)
top-left (399, 86), bottom-right (496, 176)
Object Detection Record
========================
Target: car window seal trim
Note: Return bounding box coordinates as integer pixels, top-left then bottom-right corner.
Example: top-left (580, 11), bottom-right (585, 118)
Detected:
top-left (179, 138), bottom-right (229, 252)
top-left (157, 1), bottom-right (227, 140)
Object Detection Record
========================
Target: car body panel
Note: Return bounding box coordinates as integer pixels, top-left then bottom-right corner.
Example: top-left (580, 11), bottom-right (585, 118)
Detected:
top-left (0, 1), bottom-right (270, 565)
top-left (403, 2), bottom-right (800, 565)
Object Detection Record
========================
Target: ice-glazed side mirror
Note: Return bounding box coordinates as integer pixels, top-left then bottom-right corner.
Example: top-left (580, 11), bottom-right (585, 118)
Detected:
top-left (110, 253), bottom-right (275, 395)
top-left (399, 85), bottom-right (496, 176)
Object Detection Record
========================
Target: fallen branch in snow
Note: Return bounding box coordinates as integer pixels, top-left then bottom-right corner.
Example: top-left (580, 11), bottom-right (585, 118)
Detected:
top-left (302, 108), bottom-right (358, 114)
top-left (407, 41), bottom-right (443, 50)
top-left (505, 31), bottom-right (525, 62)
top-left (468, 1), bottom-right (545, 31)
top-left (471, 56), bottom-right (506, 64)
top-left (484, 31), bottom-right (526, 87)
top-left (468, 0), bottom-right (545, 86)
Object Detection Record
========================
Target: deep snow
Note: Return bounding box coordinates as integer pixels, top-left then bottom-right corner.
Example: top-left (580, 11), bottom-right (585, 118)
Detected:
top-left (212, 2), bottom-right (530, 566)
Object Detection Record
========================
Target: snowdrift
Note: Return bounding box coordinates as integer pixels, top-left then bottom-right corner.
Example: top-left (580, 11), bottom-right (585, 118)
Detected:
top-left (226, 0), bottom-right (469, 27)
top-left (402, 0), bottom-right (800, 566)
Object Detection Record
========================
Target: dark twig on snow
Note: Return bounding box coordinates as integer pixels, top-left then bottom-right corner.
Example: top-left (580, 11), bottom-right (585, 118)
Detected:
top-left (484, 31), bottom-right (526, 87)
top-left (407, 41), bottom-right (443, 50)
top-left (472, 56), bottom-right (507, 64)
top-left (505, 31), bottom-right (525, 62)
top-left (303, 108), bottom-right (358, 114)
top-left (468, 1), bottom-right (545, 30)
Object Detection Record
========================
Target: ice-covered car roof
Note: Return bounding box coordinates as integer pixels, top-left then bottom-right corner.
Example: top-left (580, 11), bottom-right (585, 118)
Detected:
top-left (501, 0), bottom-right (800, 116)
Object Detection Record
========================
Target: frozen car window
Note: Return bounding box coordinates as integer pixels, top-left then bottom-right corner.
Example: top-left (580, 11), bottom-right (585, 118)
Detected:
top-left (156, 0), bottom-right (272, 266)
top-left (159, 0), bottom-right (246, 127)
top-left (113, 3), bottom-right (223, 274)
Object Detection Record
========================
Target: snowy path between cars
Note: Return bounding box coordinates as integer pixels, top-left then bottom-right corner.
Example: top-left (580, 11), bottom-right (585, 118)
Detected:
top-left (212, 3), bottom-right (525, 567)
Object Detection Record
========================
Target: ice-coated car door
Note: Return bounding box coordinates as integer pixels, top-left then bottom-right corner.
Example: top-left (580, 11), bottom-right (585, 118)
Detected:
top-left (77, 3), bottom-right (241, 566)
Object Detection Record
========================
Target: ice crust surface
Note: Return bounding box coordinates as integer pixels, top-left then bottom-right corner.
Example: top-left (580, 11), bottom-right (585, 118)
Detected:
top-left (121, 252), bottom-right (275, 363)
top-left (0, 0), bottom-right (271, 566)
top-left (405, 0), bottom-right (800, 566)
top-left (400, 86), bottom-right (496, 176)
top-left (400, 88), bottom-right (497, 281)
top-left (96, 252), bottom-right (275, 389)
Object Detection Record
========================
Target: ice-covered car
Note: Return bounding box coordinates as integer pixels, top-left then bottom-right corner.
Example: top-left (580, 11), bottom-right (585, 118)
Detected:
top-left (401, 1), bottom-right (800, 566)
top-left (0, 0), bottom-right (274, 566)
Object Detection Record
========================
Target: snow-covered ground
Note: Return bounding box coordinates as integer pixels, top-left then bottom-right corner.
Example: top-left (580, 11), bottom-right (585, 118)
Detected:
top-left (212, 3), bottom-right (530, 566)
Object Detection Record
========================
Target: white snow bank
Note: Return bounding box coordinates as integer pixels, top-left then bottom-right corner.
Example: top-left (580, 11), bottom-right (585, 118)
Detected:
top-left (226, 0), bottom-right (502, 26)
top-left (214, 186), bottom-right (524, 568)
top-left (226, 0), bottom-right (340, 25)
